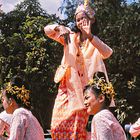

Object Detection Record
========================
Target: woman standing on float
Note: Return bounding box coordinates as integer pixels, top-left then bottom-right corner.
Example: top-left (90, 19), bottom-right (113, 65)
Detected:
top-left (44, 0), bottom-right (113, 139)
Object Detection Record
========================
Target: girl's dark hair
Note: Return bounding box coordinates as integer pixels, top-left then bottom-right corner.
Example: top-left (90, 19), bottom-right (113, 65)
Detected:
top-left (83, 72), bottom-right (111, 107)
top-left (71, 16), bottom-right (99, 36)
top-left (5, 76), bottom-right (31, 109)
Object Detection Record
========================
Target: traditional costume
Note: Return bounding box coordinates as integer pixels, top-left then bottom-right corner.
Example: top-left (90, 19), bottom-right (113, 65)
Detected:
top-left (91, 109), bottom-right (127, 140)
top-left (8, 108), bottom-right (44, 140)
top-left (84, 75), bottom-right (127, 140)
top-left (3, 81), bottom-right (44, 140)
top-left (44, 0), bottom-right (112, 139)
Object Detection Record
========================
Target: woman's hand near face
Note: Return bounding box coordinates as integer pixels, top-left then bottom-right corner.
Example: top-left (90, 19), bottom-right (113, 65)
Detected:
top-left (81, 19), bottom-right (90, 34)
top-left (57, 26), bottom-right (69, 37)
top-left (80, 19), bottom-right (93, 40)
top-left (55, 25), bottom-right (70, 44)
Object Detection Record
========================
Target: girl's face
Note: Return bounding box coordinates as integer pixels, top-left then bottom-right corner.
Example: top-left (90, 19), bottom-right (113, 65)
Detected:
top-left (76, 12), bottom-right (90, 30)
top-left (84, 89), bottom-right (103, 115)
top-left (1, 91), bottom-right (12, 113)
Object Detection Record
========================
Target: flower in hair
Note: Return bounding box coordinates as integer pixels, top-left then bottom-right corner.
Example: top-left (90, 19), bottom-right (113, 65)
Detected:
top-left (88, 77), bottom-right (116, 99)
top-left (5, 82), bottom-right (30, 106)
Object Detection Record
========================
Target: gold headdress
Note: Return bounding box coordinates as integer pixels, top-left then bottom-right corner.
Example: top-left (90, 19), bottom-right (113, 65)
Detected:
top-left (88, 76), bottom-right (116, 100)
top-left (5, 82), bottom-right (30, 106)
top-left (84, 0), bottom-right (89, 7)
top-left (75, 0), bottom-right (95, 19)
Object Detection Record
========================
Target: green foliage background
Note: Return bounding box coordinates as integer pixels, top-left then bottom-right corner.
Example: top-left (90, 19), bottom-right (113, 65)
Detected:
top-left (0, 0), bottom-right (140, 132)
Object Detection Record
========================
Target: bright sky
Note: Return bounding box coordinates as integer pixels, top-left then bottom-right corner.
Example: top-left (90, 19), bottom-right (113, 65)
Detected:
top-left (0, 0), bottom-right (63, 17)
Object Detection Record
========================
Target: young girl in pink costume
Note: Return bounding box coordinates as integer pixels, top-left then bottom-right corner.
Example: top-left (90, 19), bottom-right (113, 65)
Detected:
top-left (44, 0), bottom-right (113, 139)
top-left (1, 76), bottom-right (44, 140)
top-left (84, 72), bottom-right (127, 140)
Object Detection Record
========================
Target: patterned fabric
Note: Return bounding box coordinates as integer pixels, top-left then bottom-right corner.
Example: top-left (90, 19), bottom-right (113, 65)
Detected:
top-left (8, 108), bottom-right (44, 140)
top-left (51, 82), bottom-right (88, 140)
top-left (44, 24), bottom-right (112, 139)
top-left (91, 109), bottom-right (127, 140)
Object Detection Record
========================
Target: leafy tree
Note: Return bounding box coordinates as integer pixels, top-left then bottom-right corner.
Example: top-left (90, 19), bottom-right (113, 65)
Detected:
top-left (0, 0), bottom-right (48, 37)
top-left (0, 4), bottom-right (3, 14)
top-left (15, 0), bottom-right (46, 16)
top-left (94, 0), bottom-right (140, 124)
top-left (0, 0), bottom-right (62, 131)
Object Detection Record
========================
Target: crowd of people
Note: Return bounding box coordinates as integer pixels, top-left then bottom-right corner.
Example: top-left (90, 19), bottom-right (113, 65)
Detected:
top-left (0, 0), bottom-right (139, 139)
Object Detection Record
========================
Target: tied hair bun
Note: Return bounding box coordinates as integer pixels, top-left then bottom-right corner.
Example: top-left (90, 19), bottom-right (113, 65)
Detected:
top-left (10, 76), bottom-right (29, 90)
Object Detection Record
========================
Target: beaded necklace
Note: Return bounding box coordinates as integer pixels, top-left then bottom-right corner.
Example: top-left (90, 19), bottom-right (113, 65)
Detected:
top-left (79, 39), bottom-right (90, 55)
